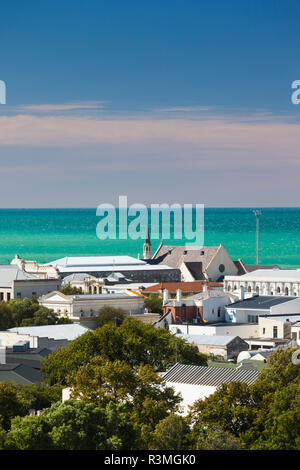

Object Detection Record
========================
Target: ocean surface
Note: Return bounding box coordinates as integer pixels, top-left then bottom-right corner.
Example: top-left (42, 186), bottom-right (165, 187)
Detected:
top-left (0, 208), bottom-right (299, 267)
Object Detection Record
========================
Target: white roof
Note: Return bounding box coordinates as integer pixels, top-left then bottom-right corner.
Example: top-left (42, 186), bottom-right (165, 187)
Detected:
top-left (44, 255), bottom-right (146, 268)
top-left (225, 269), bottom-right (300, 283)
top-left (178, 334), bottom-right (238, 346)
top-left (8, 324), bottom-right (89, 341)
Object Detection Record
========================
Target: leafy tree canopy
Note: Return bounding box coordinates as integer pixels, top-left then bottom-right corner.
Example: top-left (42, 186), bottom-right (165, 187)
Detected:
top-left (41, 317), bottom-right (207, 385)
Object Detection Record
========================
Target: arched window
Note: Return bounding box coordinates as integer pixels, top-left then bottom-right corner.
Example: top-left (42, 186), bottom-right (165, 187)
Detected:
top-left (285, 287), bottom-right (289, 296)
top-left (277, 287), bottom-right (281, 294)
top-left (248, 286), bottom-right (252, 293)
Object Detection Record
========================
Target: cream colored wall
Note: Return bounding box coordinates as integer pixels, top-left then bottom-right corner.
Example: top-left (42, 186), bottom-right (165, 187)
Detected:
top-left (205, 245), bottom-right (238, 281)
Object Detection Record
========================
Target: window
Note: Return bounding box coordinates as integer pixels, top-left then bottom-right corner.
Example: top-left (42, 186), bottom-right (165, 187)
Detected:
top-left (217, 307), bottom-right (221, 318)
top-left (0, 292), bottom-right (4, 301)
top-left (7, 293), bottom-right (10, 301)
top-left (17, 292), bottom-right (21, 299)
top-left (273, 326), bottom-right (278, 338)
top-left (285, 287), bottom-right (289, 296)
top-left (248, 314), bottom-right (258, 324)
top-left (277, 287), bottom-right (281, 294)
top-left (263, 328), bottom-right (265, 334)
top-left (219, 264), bottom-right (225, 273)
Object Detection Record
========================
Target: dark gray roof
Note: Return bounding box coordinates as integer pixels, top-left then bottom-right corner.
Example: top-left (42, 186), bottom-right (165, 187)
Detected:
top-left (183, 262), bottom-right (206, 280)
top-left (243, 264), bottom-right (280, 273)
top-left (226, 295), bottom-right (296, 310)
top-left (233, 260), bottom-right (280, 275)
top-left (163, 363), bottom-right (259, 387)
top-left (0, 363), bottom-right (42, 384)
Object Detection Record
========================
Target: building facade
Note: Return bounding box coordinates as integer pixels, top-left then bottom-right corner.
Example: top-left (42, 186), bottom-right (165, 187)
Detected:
top-left (224, 269), bottom-right (300, 297)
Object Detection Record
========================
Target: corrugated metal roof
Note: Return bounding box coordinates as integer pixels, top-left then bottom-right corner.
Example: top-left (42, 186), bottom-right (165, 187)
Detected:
top-left (163, 363), bottom-right (259, 387)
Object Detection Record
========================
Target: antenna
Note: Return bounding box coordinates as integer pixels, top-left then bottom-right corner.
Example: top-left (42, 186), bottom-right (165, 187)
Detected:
top-left (253, 210), bottom-right (262, 265)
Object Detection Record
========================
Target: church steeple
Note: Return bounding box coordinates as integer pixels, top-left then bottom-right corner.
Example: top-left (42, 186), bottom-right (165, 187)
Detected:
top-left (143, 224), bottom-right (151, 260)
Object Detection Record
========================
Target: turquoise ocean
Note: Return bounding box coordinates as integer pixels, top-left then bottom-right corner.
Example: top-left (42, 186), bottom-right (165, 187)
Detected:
top-left (0, 208), bottom-right (299, 267)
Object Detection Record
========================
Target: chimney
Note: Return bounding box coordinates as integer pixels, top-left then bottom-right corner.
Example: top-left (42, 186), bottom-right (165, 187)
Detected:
top-left (239, 286), bottom-right (245, 301)
top-left (163, 289), bottom-right (169, 305)
top-left (176, 289), bottom-right (182, 302)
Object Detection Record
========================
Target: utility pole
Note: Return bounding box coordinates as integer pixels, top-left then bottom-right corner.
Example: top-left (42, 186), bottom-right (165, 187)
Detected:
top-left (253, 210), bottom-right (262, 265)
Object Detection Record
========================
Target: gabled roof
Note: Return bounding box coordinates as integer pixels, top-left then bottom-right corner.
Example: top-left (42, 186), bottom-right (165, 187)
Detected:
top-left (0, 265), bottom-right (39, 287)
top-left (151, 245), bottom-right (220, 272)
top-left (163, 362), bottom-right (259, 387)
top-left (62, 273), bottom-right (98, 283)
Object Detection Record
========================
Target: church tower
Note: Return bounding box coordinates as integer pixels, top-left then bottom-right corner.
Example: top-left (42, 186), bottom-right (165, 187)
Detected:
top-left (143, 224), bottom-right (152, 260)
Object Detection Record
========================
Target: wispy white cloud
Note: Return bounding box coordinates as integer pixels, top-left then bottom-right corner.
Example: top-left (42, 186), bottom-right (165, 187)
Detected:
top-left (0, 108), bottom-right (299, 173)
top-left (16, 101), bottom-right (106, 113)
top-left (154, 105), bottom-right (215, 113)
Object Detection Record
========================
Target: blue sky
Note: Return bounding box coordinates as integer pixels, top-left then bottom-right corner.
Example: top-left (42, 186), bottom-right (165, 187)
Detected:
top-left (0, 0), bottom-right (300, 207)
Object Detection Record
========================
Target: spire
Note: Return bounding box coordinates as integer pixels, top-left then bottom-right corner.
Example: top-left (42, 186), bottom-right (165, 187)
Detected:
top-left (143, 223), bottom-right (151, 260)
top-left (145, 223), bottom-right (151, 246)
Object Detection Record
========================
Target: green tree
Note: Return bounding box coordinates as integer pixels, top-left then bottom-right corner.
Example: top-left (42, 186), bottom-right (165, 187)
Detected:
top-left (68, 358), bottom-right (181, 429)
top-left (0, 383), bottom-right (26, 430)
top-left (189, 381), bottom-right (256, 438)
top-left (144, 294), bottom-right (163, 314)
top-left (0, 302), bottom-right (14, 330)
top-left (5, 400), bottom-right (136, 450)
top-left (96, 305), bottom-right (126, 328)
top-left (41, 318), bottom-right (207, 385)
top-left (60, 284), bottom-right (82, 295)
top-left (9, 297), bottom-right (38, 326)
top-left (193, 425), bottom-right (241, 450)
top-left (150, 414), bottom-right (190, 450)
top-left (15, 383), bottom-right (63, 412)
top-left (21, 306), bottom-right (58, 326)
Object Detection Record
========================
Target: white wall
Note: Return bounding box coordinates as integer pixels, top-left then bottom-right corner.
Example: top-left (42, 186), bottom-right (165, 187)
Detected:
top-left (166, 382), bottom-right (216, 415)
top-left (169, 323), bottom-right (259, 338)
top-left (0, 331), bottom-right (38, 348)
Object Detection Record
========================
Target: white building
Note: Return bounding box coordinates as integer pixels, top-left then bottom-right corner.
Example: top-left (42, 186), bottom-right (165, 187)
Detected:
top-left (11, 254), bottom-right (60, 279)
top-left (225, 295), bottom-right (300, 324)
top-left (152, 243), bottom-right (238, 282)
top-left (62, 273), bottom-right (105, 294)
top-left (5, 324), bottom-right (89, 351)
top-left (169, 322), bottom-right (260, 339)
top-left (43, 255), bottom-right (180, 283)
top-left (0, 265), bottom-right (61, 301)
top-left (176, 334), bottom-right (248, 359)
top-left (224, 269), bottom-right (300, 297)
top-left (162, 363), bottom-right (260, 415)
top-left (39, 290), bottom-right (145, 325)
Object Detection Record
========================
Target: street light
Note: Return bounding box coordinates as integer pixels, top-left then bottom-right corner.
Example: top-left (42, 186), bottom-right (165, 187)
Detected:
top-left (253, 210), bottom-right (262, 265)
